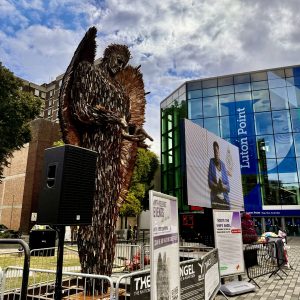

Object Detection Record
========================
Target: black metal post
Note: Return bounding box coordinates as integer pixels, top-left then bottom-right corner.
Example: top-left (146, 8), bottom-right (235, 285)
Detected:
top-left (54, 225), bottom-right (65, 300)
top-left (0, 239), bottom-right (30, 300)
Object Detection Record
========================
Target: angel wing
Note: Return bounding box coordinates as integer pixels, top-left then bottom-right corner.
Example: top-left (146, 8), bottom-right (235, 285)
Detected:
top-left (58, 26), bottom-right (97, 145)
top-left (115, 65), bottom-right (148, 205)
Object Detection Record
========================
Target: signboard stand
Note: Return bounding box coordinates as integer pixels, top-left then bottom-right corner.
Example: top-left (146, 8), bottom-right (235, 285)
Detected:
top-left (149, 191), bottom-right (181, 300)
top-left (220, 281), bottom-right (255, 296)
top-left (213, 210), bottom-right (255, 296)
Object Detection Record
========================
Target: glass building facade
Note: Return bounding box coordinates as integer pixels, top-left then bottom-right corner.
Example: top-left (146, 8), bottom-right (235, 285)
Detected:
top-left (161, 65), bottom-right (300, 232)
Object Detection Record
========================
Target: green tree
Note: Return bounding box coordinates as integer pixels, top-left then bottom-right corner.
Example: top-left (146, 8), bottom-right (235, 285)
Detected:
top-left (0, 62), bottom-right (42, 180)
top-left (53, 139), bottom-right (64, 147)
top-left (120, 148), bottom-right (159, 220)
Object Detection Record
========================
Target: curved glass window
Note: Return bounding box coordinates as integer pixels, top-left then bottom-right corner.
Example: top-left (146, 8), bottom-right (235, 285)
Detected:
top-left (293, 133), bottom-right (300, 156)
top-left (267, 70), bottom-right (285, 80)
top-left (296, 157), bottom-right (300, 181)
top-left (270, 88), bottom-right (289, 110)
top-left (251, 80), bottom-right (269, 91)
top-left (277, 157), bottom-right (298, 183)
top-left (235, 83), bottom-right (251, 93)
top-left (272, 110), bottom-right (292, 134)
top-left (219, 94), bottom-right (235, 116)
top-left (274, 133), bottom-right (295, 158)
top-left (287, 86), bottom-right (300, 108)
top-left (188, 89), bottom-right (202, 99)
top-left (191, 118), bottom-right (203, 127)
top-left (235, 92), bottom-right (252, 101)
top-left (280, 183), bottom-right (299, 205)
top-left (203, 88), bottom-right (217, 97)
top-left (202, 79), bottom-right (217, 88)
top-left (256, 135), bottom-right (276, 159)
top-left (268, 79), bottom-right (286, 89)
top-left (253, 90), bottom-right (270, 112)
top-left (251, 72), bottom-right (267, 82)
top-left (204, 117), bottom-right (219, 136)
top-left (262, 158), bottom-right (278, 181)
top-left (187, 81), bottom-right (202, 91)
top-left (188, 98), bottom-right (202, 119)
top-left (254, 112), bottom-right (273, 135)
top-left (234, 74), bottom-right (250, 84)
top-left (220, 115), bottom-right (237, 138)
top-left (218, 85), bottom-right (234, 95)
top-left (291, 109), bottom-right (300, 132)
top-left (203, 96), bottom-right (218, 117)
top-left (286, 77), bottom-right (300, 86)
top-left (218, 76), bottom-right (233, 86)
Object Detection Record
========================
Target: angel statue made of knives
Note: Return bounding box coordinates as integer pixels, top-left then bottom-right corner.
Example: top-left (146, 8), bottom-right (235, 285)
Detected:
top-left (58, 26), bottom-right (152, 293)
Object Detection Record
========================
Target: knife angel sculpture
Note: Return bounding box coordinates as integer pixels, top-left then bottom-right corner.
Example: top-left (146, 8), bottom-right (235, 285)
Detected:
top-left (58, 26), bottom-right (152, 288)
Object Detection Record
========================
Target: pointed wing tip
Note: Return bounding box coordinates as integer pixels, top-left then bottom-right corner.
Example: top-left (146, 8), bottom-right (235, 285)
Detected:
top-left (89, 26), bottom-right (97, 34)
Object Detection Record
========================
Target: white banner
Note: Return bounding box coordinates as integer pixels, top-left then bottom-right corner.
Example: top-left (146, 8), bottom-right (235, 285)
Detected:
top-left (213, 210), bottom-right (245, 277)
top-left (150, 191), bottom-right (180, 300)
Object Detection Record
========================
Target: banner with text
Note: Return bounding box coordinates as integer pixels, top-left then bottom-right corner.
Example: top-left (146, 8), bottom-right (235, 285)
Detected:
top-left (213, 210), bottom-right (245, 277)
top-left (150, 191), bottom-right (180, 300)
top-left (130, 249), bottom-right (220, 300)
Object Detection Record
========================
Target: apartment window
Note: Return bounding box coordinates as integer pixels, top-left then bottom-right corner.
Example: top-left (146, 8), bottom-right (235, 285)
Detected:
top-left (34, 89), bottom-right (39, 97)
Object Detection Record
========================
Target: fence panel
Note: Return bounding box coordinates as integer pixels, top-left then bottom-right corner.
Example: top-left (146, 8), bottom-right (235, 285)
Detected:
top-left (113, 244), bottom-right (142, 273)
top-left (115, 248), bottom-right (220, 300)
top-left (30, 246), bottom-right (81, 272)
top-left (244, 240), bottom-right (288, 288)
top-left (1, 267), bottom-right (114, 300)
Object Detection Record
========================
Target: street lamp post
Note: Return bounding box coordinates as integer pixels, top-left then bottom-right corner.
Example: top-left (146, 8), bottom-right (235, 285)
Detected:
top-left (10, 194), bottom-right (15, 228)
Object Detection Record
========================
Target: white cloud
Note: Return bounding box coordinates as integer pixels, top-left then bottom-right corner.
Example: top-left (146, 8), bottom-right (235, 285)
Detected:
top-left (1, 0), bottom-right (300, 156)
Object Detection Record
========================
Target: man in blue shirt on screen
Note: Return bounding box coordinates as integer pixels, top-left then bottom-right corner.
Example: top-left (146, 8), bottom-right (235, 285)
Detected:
top-left (208, 141), bottom-right (230, 209)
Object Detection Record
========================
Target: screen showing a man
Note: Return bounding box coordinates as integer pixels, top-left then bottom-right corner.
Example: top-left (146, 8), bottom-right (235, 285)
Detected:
top-left (208, 141), bottom-right (230, 209)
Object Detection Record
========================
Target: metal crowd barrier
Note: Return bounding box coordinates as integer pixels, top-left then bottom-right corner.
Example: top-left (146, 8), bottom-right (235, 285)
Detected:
top-left (114, 244), bottom-right (142, 272)
top-left (30, 246), bottom-right (81, 272)
top-left (115, 248), bottom-right (220, 300)
top-left (244, 239), bottom-right (288, 288)
top-left (1, 266), bottom-right (114, 299)
top-left (0, 239), bottom-right (30, 300)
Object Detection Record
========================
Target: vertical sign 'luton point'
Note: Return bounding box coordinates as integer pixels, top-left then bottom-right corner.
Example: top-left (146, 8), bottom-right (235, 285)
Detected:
top-left (150, 191), bottom-right (181, 300)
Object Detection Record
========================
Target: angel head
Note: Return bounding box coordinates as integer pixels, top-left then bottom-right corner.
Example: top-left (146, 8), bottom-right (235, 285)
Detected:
top-left (103, 44), bottom-right (131, 76)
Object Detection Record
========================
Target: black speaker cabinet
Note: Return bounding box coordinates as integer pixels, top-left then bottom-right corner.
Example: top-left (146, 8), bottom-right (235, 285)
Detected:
top-left (29, 229), bottom-right (56, 256)
top-left (38, 145), bottom-right (97, 225)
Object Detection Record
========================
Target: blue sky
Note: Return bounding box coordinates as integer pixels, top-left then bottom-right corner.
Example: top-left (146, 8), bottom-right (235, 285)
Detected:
top-left (1, 0), bottom-right (300, 155)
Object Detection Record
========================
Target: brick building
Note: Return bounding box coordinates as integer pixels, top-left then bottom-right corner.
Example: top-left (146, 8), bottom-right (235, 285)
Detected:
top-left (0, 71), bottom-right (64, 233)
top-left (0, 119), bottom-right (60, 233)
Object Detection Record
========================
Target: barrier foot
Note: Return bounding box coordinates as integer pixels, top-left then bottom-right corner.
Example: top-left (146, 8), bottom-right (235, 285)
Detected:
top-left (248, 278), bottom-right (260, 289)
top-left (219, 289), bottom-right (230, 300)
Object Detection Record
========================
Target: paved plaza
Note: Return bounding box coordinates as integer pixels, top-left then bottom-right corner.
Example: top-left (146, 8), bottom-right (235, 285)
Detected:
top-left (216, 236), bottom-right (300, 300)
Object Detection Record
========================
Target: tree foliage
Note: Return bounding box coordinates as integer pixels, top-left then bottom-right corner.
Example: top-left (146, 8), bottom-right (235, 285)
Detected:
top-left (53, 139), bottom-right (65, 147)
top-left (120, 148), bottom-right (159, 216)
top-left (0, 62), bottom-right (42, 180)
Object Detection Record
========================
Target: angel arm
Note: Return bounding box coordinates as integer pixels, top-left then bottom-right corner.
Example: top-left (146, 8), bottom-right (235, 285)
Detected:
top-left (71, 61), bottom-right (127, 128)
top-left (122, 125), bottom-right (153, 148)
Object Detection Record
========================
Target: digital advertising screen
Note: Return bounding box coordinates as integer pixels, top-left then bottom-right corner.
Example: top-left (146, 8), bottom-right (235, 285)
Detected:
top-left (183, 119), bottom-right (244, 210)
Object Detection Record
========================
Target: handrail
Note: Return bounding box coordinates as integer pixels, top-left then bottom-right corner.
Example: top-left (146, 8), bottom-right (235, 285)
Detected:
top-left (0, 239), bottom-right (30, 300)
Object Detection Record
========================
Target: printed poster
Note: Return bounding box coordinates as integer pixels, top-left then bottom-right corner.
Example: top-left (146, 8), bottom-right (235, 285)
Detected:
top-left (213, 210), bottom-right (245, 277)
top-left (150, 191), bottom-right (180, 300)
top-left (130, 249), bottom-right (220, 300)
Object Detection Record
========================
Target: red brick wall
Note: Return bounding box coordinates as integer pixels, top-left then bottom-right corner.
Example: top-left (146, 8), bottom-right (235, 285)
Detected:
top-left (0, 119), bottom-right (61, 233)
